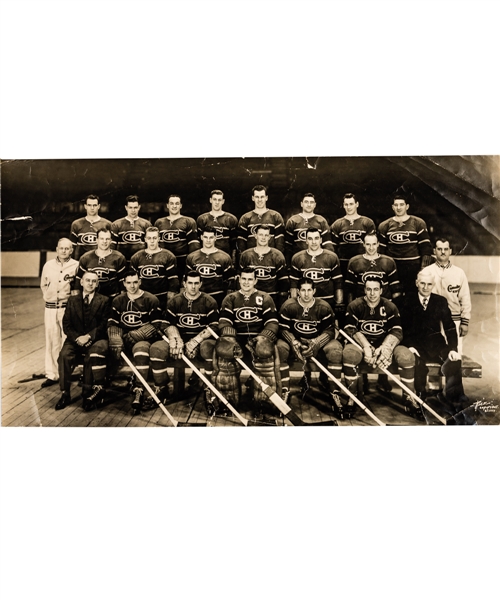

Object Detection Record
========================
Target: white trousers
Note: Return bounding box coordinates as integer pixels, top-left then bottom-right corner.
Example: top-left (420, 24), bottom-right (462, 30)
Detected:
top-left (44, 307), bottom-right (67, 380)
top-left (454, 321), bottom-right (463, 357)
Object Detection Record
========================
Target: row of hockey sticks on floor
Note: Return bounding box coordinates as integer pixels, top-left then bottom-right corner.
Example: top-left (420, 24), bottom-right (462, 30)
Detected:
top-left (335, 327), bottom-right (448, 425)
top-left (207, 327), bottom-right (337, 426)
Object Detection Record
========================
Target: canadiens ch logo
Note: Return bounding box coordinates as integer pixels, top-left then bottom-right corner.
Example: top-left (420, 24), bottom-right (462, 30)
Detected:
top-left (162, 230), bottom-right (180, 242)
top-left (295, 321), bottom-right (318, 334)
top-left (388, 231), bottom-right (410, 244)
top-left (304, 268), bottom-right (326, 282)
top-left (254, 266), bottom-right (272, 279)
top-left (197, 264), bottom-right (218, 277)
top-left (91, 267), bottom-right (110, 280)
top-left (361, 271), bottom-right (383, 283)
top-left (342, 231), bottom-right (362, 243)
top-left (297, 229), bottom-right (308, 242)
top-left (122, 312), bottom-right (143, 326)
top-left (179, 314), bottom-right (201, 328)
top-left (360, 321), bottom-right (385, 335)
top-left (140, 266), bottom-right (159, 278)
top-left (214, 227), bottom-right (224, 239)
top-left (123, 231), bottom-right (143, 243)
top-left (81, 233), bottom-right (97, 244)
top-left (235, 307), bottom-right (259, 322)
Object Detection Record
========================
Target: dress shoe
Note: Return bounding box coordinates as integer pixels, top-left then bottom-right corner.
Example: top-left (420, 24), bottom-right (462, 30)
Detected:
top-left (55, 393), bottom-right (70, 410)
top-left (41, 378), bottom-right (58, 388)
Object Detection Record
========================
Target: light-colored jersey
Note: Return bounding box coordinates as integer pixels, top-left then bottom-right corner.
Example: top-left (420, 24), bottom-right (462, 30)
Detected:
top-left (421, 261), bottom-right (471, 326)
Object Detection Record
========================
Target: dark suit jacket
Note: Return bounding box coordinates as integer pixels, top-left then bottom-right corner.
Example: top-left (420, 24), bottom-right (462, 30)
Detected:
top-left (63, 292), bottom-right (110, 344)
top-left (401, 292), bottom-right (458, 362)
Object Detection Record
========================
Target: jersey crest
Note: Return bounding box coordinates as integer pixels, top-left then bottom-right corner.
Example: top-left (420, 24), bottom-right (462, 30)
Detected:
top-left (303, 268), bottom-right (327, 282)
top-left (81, 232), bottom-right (97, 245)
top-left (161, 230), bottom-right (181, 242)
top-left (122, 231), bottom-right (143, 243)
top-left (91, 267), bottom-right (111, 280)
top-left (196, 264), bottom-right (218, 278)
top-left (179, 314), bottom-right (202, 328)
top-left (360, 320), bottom-right (386, 336)
top-left (294, 321), bottom-right (319, 335)
top-left (235, 306), bottom-right (260, 322)
top-left (253, 266), bottom-right (273, 280)
top-left (138, 265), bottom-right (160, 279)
top-left (388, 231), bottom-right (411, 244)
top-left (121, 311), bottom-right (144, 327)
top-left (342, 231), bottom-right (363, 243)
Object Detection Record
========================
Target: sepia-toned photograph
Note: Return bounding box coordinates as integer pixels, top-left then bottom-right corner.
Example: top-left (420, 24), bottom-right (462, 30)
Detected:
top-left (2, 156), bottom-right (499, 427)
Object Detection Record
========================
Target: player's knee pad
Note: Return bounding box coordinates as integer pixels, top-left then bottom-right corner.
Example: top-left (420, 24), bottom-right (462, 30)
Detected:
top-left (199, 339), bottom-right (215, 361)
top-left (89, 339), bottom-right (108, 354)
top-left (150, 340), bottom-right (169, 361)
top-left (394, 346), bottom-right (415, 369)
top-left (343, 343), bottom-right (363, 366)
top-left (324, 339), bottom-right (343, 365)
top-left (132, 340), bottom-right (151, 362)
top-left (276, 339), bottom-right (291, 363)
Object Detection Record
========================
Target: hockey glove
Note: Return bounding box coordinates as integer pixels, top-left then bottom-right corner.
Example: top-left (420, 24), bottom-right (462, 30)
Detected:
top-left (124, 323), bottom-right (158, 346)
top-left (185, 335), bottom-right (202, 359)
top-left (374, 334), bottom-right (400, 370)
top-left (166, 326), bottom-right (184, 360)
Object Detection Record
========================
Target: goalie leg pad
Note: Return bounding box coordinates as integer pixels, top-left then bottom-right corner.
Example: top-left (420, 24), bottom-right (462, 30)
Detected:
top-left (252, 355), bottom-right (280, 405)
top-left (212, 356), bottom-right (241, 407)
top-left (150, 340), bottom-right (170, 386)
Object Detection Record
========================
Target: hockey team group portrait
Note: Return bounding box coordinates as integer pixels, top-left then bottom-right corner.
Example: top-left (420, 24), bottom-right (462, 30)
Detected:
top-left (2, 156), bottom-right (499, 428)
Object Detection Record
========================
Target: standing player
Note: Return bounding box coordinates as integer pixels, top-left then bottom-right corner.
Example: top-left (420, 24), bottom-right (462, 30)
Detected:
top-left (344, 278), bottom-right (422, 421)
top-left (284, 193), bottom-right (333, 264)
top-left (330, 193), bottom-right (376, 279)
top-left (70, 194), bottom-right (113, 260)
top-left (107, 270), bottom-right (166, 413)
top-left (196, 189), bottom-right (238, 263)
top-left (111, 195), bottom-right (153, 262)
top-left (421, 237), bottom-right (471, 355)
top-left (289, 228), bottom-right (344, 316)
top-left (237, 185), bottom-right (285, 255)
top-left (239, 224), bottom-right (288, 309)
top-left (278, 279), bottom-right (345, 416)
top-left (378, 192), bottom-right (433, 293)
top-left (345, 233), bottom-right (402, 305)
top-left (186, 227), bottom-right (234, 307)
top-left (130, 226), bottom-right (180, 309)
top-left (76, 227), bottom-right (127, 298)
top-left (39, 238), bottom-right (79, 387)
top-left (154, 194), bottom-right (200, 278)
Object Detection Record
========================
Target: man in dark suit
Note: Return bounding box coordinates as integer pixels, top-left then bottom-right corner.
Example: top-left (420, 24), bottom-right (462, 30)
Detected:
top-left (57, 271), bottom-right (110, 411)
top-left (401, 270), bottom-right (468, 416)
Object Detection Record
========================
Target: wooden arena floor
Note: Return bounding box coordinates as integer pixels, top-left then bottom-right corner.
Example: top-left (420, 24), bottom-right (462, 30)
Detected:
top-left (2, 286), bottom-right (499, 427)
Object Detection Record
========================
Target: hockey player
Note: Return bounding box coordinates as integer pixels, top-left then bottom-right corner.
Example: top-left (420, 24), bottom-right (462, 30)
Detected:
top-left (107, 269), bottom-right (166, 413)
top-left (196, 189), bottom-right (238, 262)
top-left (377, 192), bottom-right (433, 294)
top-left (149, 271), bottom-right (219, 411)
top-left (76, 227), bottom-right (127, 298)
top-left (239, 224), bottom-right (288, 309)
top-left (130, 226), bottom-right (180, 309)
top-left (186, 226), bottom-right (235, 307)
top-left (40, 238), bottom-right (79, 387)
top-left (154, 194), bottom-right (200, 278)
top-left (284, 193), bottom-right (333, 264)
top-left (56, 271), bottom-right (110, 411)
top-left (344, 277), bottom-right (422, 421)
top-left (237, 185), bottom-right (285, 254)
top-left (278, 279), bottom-right (345, 416)
top-left (345, 233), bottom-right (402, 305)
top-left (289, 228), bottom-right (344, 316)
top-left (216, 267), bottom-right (280, 415)
top-left (70, 194), bottom-right (113, 260)
top-left (420, 237), bottom-right (471, 355)
top-left (330, 193), bottom-right (376, 279)
top-left (111, 195), bottom-right (153, 261)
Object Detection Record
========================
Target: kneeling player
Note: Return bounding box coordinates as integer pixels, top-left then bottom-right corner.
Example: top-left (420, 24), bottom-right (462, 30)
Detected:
top-left (107, 270), bottom-right (165, 413)
top-left (216, 267), bottom-right (280, 417)
top-left (149, 271), bottom-right (219, 412)
top-left (278, 279), bottom-right (345, 417)
top-left (344, 277), bottom-right (423, 421)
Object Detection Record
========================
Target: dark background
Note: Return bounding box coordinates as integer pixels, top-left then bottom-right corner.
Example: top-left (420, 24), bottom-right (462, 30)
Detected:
top-left (2, 156), bottom-right (499, 255)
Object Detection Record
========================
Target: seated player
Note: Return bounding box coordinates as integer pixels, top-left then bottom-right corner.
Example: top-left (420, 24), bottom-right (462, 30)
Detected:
top-left (149, 271), bottom-right (219, 412)
top-left (216, 267), bottom-right (280, 417)
top-left (130, 226), bottom-right (180, 309)
top-left (344, 277), bottom-right (423, 421)
top-left (401, 270), bottom-right (469, 419)
top-left (56, 272), bottom-right (110, 411)
top-left (107, 269), bottom-right (165, 414)
top-left (186, 226), bottom-right (235, 308)
top-left (278, 279), bottom-right (344, 416)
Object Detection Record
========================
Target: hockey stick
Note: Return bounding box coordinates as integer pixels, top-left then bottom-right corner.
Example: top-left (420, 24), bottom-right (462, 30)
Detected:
top-left (120, 351), bottom-right (179, 427)
top-left (207, 327), bottom-right (337, 426)
top-left (160, 334), bottom-right (249, 426)
top-left (336, 327), bottom-right (447, 425)
top-left (308, 356), bottom-right (386, 426)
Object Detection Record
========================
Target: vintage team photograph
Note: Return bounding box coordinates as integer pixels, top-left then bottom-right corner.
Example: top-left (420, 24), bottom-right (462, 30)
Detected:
top-left (2, 156), bottom-right (499, 427)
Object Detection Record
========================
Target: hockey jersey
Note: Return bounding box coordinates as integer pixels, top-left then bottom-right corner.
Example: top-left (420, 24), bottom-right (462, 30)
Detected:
top-left (239, 248), bottom-right (288, 295)
top-left (108, 290), bottom-right (164, 332)
top-left (219, 290), bottom-right (279, 340)
top-left (154, 215), bottom-right (201, 258)
top-left (165, 292), bottom-right (219, 340)
top-left (130, 248), bottom-right (180, 301)
top-left (345, 254), bottom-right (401, 299)
top-left (290, 249), bottom-right (343, 301)
top-left (111, 217), bottom-right (153, 261)
top-left (186, 249), bottom-right (235, 299)
top-left (284, 213), bottom-right (333, 259)
top-left (77, 250), bottom-right (127, 297)
top-left (237, 209), bottom-right (285, 253)
top-left (330, 215), bottom-right (376, 261)
top-left (279, 298), bottom-right (335, 341)
top-left (378, 216), bottom-right (432, 261)
top-left (70, 216), bottom-right (113, 260)
top-left (344, 297), bottom-right (403, 348)
top-left (196, 212), bottom-right (238, 256)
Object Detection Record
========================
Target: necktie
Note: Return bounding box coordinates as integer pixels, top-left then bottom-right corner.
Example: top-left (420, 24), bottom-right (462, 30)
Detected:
top-left (422, 297), bottom-right (428, 310)
top-left (84, 295), bottom-right (89, 305)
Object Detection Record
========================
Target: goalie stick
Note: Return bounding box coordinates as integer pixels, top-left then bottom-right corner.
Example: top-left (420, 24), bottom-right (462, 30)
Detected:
top-left (207, 327), bottom-right (337, 427)
top-left (336, 327), bottom-right (448, 425)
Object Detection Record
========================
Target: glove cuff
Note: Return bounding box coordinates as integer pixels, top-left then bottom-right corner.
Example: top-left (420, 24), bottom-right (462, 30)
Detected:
top-left (259, 328), bottom-right (277, 343)
top-left (222, 326), bottom-right (237, 337)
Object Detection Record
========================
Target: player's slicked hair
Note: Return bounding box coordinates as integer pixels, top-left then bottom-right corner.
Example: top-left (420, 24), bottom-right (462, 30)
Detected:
top-left (302, 193), bottom-right (315, 200)
top-left (306, 227), bottom-right (322, 237)
top-left (184, 270), bottom-right (202, 282)
top-left (95, 226), bottom-right (112, 238)
top-left (201, 226), bottom-right (216, 235)
top-left (210, 189), bottom-right (224, 198)
top-left (252, 184), bottom-right (267, 195)
top-left (343, 192), bottom-right (357, 202)
top-left (168, 194), bottom-right (181, 202)
top-left (85, 194), bottom-right (100, 203)
top-left (255, 223), bottom-right (271, 233)
top-left (363, 232), bottom-right (379, 243)
top-left (125, 195), bottom-right (140, 204)
top-left (434, 236), bottom-right (452, 249)
top-left (364, 276), bottom-right (382, 289)
top-left (123, 268), bottom-right (140, 281)
top-left (145, 226), bottom-right (159, 234)
top-left (390, 190), bottom-right (410, 203)
top-left (240, 266), bottom-right (256, 277)
top-left (298, 278), bottom-right (316, 291)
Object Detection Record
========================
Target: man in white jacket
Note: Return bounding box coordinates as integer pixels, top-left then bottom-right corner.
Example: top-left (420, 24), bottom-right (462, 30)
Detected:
top-left (421, 237), bottom-right (471, 355)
